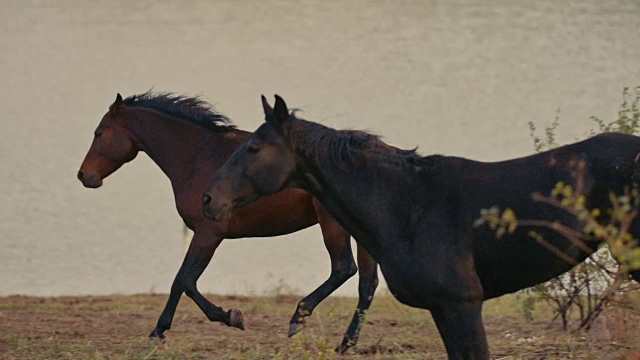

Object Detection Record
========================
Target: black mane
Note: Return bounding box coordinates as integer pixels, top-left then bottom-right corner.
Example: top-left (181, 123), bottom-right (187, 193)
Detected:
top-left (123, 91), bottom-right (236, 132)
top-left (286, 113), bottom-right (431, 172)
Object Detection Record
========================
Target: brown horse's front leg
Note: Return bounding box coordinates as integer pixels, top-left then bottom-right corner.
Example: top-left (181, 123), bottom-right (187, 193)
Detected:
top-left (149, 231), bottom-right (243, 341)
top-left (149, 262), bottom-right (186, 341)
top-left (182, 233), bottom-right (245, 329)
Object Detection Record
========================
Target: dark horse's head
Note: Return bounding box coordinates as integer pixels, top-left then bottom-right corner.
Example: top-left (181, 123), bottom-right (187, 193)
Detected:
top-left (202, 95), bottom-right (297, 220)
top-left (77, 93), bottom-right (140, 188)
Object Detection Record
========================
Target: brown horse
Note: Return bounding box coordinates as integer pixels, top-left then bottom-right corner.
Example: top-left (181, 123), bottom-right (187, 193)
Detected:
top-left (77, 92), bottom-right (379, 352)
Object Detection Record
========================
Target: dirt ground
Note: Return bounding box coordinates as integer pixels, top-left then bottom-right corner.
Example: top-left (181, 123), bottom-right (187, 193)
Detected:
top-left (1, 293), bottom-right (639, 359)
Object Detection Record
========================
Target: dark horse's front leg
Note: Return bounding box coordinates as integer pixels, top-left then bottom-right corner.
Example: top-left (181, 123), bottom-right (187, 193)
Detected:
top-left (288, 200), bottom-right (378, 353)
top-left (430, 301), bottom-right (490, 360)
top-left (149, 230), bottom-right (243, 341)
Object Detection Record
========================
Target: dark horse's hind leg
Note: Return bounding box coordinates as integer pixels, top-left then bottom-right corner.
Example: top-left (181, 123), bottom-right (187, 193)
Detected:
top-left (149, 230), bottom-right (243, 341)
top-left (288, 201), bottom-right (358, 337)
top-left (624, 222), bottom-right (640, 282)
top-left (335, 244), bottom-right (378, 353)
top-left (430, 301), bottom-right (490, 360)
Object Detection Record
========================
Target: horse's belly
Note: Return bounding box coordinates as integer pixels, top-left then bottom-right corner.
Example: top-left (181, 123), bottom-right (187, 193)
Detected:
top-left (225, 189), bottom-right (318, 238)
top-left (379, 256), bottom-right (481, 309)
top-left (475, 230), bottom-right (589, 299)
top-left (380, 264), bottom-right (432, 308)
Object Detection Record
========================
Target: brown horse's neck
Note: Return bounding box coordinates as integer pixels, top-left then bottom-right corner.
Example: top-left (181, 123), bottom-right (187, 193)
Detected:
top-left (121, 106), bottom-right (248, 185)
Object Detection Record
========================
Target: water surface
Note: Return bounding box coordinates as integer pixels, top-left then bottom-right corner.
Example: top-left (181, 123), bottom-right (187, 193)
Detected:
top-left (1, 0), bottom-right (639, 296)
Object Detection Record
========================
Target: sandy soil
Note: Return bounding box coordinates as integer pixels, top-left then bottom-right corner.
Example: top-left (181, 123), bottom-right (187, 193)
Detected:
top-left (1, 293), bottom-right (639, 359)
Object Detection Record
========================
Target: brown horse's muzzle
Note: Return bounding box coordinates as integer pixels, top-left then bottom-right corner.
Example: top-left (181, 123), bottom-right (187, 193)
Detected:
top-left (77, 170), bottom-right (103, 188)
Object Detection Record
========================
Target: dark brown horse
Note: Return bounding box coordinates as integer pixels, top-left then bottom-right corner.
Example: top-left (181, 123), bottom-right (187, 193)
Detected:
top-left (202, 95), bottom-right (640, 359)
top-left (77, 92), bottom-right (379, 352)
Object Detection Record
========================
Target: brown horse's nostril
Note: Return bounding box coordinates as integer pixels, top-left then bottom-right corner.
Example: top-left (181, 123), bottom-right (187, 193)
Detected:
top-left (77, 170), bottom-right (84, 182)
top-left (202, 193), bottom-right (212, 205)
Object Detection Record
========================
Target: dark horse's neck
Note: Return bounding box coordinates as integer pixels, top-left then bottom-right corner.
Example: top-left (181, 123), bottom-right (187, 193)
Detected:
top-left (121, 106), bottom-right (248, 186)
top-left (286, 119), bottom-right (420, 263)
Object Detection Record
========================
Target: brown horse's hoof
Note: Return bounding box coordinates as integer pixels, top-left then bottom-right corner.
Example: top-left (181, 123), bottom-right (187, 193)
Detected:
top-left (228, 308), bottom-right (245, 330)
top-left (148, 328), bottom-right (166, 343)
top-left (288, 321), bottom-right (305, 337)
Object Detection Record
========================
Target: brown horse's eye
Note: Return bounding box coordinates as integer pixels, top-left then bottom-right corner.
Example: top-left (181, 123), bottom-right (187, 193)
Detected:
top-left (247, 143), bottom-right (260, 153)
top-left (94, 131), bottom-right (103, 138)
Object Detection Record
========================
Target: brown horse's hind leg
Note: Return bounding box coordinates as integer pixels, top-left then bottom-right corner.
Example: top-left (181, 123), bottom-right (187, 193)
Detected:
top-left (623, 221), bottom-right (640, 282)
top-left (336, 243), bottom-right (378, 353)
top-left (288, 201), bottom-right (357, 337)
top-left (149, 231), bottom-right (243, 341)
top-left (430, 301), bottom-right (490, 360)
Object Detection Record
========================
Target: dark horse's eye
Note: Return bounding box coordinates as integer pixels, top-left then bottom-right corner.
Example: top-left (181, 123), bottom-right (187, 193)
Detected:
top-left (247, 142), bottom-right (260, 153)
top-left (94, 131), bottom-right (102, 138)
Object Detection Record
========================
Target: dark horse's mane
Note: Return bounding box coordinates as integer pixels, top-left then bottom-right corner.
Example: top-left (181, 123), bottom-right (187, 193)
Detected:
top-left (123, 91), bottom-right (236, 132)
top-left (286, 112), bottom-right (439, 172)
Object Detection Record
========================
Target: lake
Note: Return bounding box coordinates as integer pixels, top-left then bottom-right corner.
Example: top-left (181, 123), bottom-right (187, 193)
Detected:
top-left (1, 0), bottom-right (639, 296)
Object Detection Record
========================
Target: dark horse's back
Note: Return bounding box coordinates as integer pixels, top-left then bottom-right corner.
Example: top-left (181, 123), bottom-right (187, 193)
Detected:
top-left (446, 132), bottom-right (640, 299)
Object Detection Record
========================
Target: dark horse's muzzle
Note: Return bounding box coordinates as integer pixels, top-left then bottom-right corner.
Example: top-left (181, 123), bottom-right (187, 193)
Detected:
top-left (201, 191), bottom-right (232, 221)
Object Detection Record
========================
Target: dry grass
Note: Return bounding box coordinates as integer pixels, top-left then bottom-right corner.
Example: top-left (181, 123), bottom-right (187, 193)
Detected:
top-left (1, 291), bottom-right (639, 359)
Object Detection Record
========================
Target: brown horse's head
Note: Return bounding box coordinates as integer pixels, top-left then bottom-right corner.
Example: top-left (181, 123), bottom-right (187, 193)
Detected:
top-left (202, 95), bottom-right (298, 221)
top-left (77, 93), bottom-right (140, 188)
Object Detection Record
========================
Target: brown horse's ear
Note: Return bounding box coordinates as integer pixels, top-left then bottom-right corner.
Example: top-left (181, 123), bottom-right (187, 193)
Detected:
top-left (271, 94), bottom-right (289, 128)
top-left (110, 93), bottom-right (123, 114)
top-left (261, 95), bottom-right (273, 121)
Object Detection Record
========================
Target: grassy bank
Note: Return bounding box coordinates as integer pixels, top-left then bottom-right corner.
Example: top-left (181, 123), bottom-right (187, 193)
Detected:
top-left (1, 292), bottom-right (638, 359)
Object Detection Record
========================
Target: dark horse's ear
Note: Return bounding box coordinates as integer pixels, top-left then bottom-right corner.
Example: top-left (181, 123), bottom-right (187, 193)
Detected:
top-left (271, 94), bottom-right (289, 129)
top-left (110, 93), bottom-right (123, 115)
top-left (261, 94), bottom-right (273, 121)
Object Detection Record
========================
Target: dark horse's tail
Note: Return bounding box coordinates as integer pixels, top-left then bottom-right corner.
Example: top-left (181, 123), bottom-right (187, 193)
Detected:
top-left (633, 153), bottom-right (640, 182)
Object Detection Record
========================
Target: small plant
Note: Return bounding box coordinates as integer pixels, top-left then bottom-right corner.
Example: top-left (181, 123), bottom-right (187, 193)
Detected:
top-left (528, 108), bottom-right (561, 153)
top-left (520, 295), bottom-right (536, 322)
top-left (590, 87), bottom-right (640, 135)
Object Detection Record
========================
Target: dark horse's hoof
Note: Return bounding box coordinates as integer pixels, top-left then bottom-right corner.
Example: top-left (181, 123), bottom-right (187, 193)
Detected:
top-left (335, 342), bottom-right (351, 354)
top-left (335, 335), bottom-right (357, 354)
top-left (148, 328), bottom-right (166, 343)
top-left (288, 321), bottom-right (305, 337)
top-left (228, 308), bottom-right (245, 330)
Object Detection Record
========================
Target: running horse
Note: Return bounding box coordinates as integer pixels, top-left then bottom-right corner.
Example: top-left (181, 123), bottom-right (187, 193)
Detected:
top-left (77, 92), bottom-right (380, 352)
top-left (202, 95), bottom-right (640, 359)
